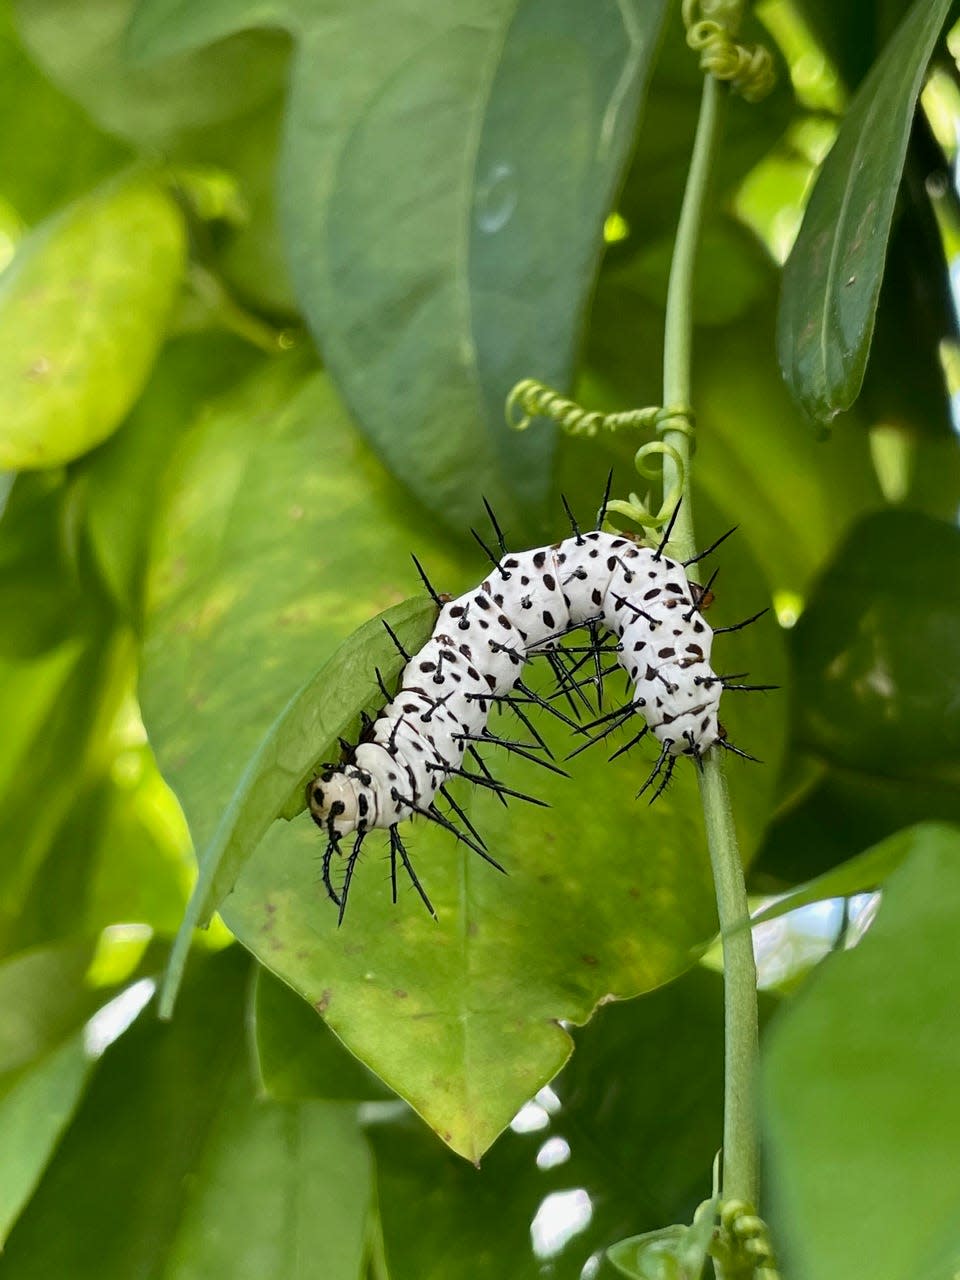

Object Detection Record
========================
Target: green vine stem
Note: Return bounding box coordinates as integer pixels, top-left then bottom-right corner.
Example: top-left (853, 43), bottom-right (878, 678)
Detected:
top-left (660, 68), bottom-right (761, 1226)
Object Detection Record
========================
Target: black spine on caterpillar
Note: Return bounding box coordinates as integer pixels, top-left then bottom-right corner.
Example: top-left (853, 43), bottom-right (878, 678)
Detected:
top-left (308, 531), bottom-right (722, 843)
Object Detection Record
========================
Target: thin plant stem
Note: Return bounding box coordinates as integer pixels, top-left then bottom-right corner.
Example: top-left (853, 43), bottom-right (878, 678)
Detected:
top-left (659, 72), bottom-right (760, 1213)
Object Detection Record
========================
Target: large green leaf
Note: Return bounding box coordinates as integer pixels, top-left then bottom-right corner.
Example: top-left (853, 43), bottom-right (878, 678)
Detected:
top-left (0, 174), bottom-right (185, 470)
top-left (13, 0), bottom-right (289, 147)
top-left (252, 968), bottom-right (393, 1103)
top-left (129, 0), bottom-right (671, 532)
top-left (0, 949), bottom-right (374, 1280)
top-left (792, 509), bottom-right (960, 778)
top-left (140, 353), bottom-right (785, 1159)
top-left (762, 824), bottom-right (960, 1280)
top-left (368, 969), bottom-right (764, 1278)
top-left (777, 0), bottom-right (954, 423)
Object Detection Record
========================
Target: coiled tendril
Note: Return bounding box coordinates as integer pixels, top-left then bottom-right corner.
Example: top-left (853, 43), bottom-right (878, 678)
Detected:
top-left (682, 0), bottom-right (775, 103)
top-left (505, 378), bottom-right (691, 530)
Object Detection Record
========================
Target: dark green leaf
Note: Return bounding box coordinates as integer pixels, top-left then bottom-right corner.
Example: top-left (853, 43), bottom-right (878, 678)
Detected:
top-left (252, 968), bottom-right (393, 1103)
top-left (0, 473), bottom-right (96, 659)
top-left (751, 765), bottom-right (960, 889)
top-left (777, 0), bottom-right (954, 423)
top-left (1, 949), bottom-right (374, 1280)
top-left (0, 174), bottom-right (185, 469)
top-left (762, 824), bottom-right (960, 1280)
top-left (749, 820), bottom-right (945, 927)
top-left (792, 509), bottom-right (960, 778)
top-left (130, 0), bottom-right (672, 533)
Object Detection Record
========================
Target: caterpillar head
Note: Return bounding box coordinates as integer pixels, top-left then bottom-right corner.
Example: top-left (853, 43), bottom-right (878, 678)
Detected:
top-left (307, 771), bottom-right (361, 836)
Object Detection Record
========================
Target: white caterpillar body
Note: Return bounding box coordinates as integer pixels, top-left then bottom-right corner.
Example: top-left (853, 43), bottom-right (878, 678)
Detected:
top-left (309, 531), bottom-right (721, 842)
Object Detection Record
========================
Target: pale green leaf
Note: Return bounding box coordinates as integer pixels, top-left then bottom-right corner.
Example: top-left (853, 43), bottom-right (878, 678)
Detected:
top-left (0, 175), bottom-right (185, 470)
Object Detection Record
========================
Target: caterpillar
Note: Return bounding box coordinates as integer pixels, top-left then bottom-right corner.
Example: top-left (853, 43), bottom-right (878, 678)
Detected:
top-left (309, 499), bottom-right (768, 920)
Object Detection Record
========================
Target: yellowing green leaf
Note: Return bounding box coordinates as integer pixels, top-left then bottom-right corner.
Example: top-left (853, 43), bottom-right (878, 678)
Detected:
top-left (0, 175), bottom-right (185, 470)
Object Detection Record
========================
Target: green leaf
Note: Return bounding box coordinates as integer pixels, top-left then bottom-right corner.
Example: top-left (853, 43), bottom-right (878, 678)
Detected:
top-left (777, 0), bottom-right (954, 423)
top-left (751, 761), bottom-right (960, 889)
top-left (252, 968), bottom-right (393, 1103)
top-left (0, 940), bottom-right (99, 1075)
top-left (792, 509), bottom-right (960, 778)
top-left (79, 332), bottom-right (258, 621)
top-left (0, 174), bottom-right (185, 470)
top-left (13, 0), bottom-right (290, 147)
top-left (369, 970), bottom-right (766, 1277)
top-left (0, 4), bottom-right (128, 223)
top-left (129, 0), bottom-right (671, 532)
top-left (141, 359), bottom-right (468, 861)
top-left (0, 1033), bottom-right (92, 1245)
top-left (157, 596), bottom-right (437, 1019)
top-left (761, 824), bottom-right (960, 1280)
top-left (749, 821), bottom-right (945, 927)
top-left (0, 949), bottom-right (374, 1280)
top-left (585, 289), bottom-right (881, 600)
top-left (607, 1208), bottom-right (716, 1280)
top-left (141, 355), bottom-right (785, 1158)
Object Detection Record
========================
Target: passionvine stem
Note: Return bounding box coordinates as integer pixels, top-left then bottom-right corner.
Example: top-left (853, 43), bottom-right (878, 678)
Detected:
top-left (505, 0), bottom-right (770, 1245)
top-left (661, 52), bottom-right (761, 1251)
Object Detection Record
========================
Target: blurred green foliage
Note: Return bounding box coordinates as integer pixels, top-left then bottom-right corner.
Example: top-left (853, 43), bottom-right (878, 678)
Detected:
top-left (0, 0), bottom-right (959, 1275)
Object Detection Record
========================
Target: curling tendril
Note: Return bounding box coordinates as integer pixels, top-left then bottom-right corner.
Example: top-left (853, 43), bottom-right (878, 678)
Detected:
top-left (505, 379), bottom-right (691, 530)
top-left (682, 0), bottom-right (775, 103)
